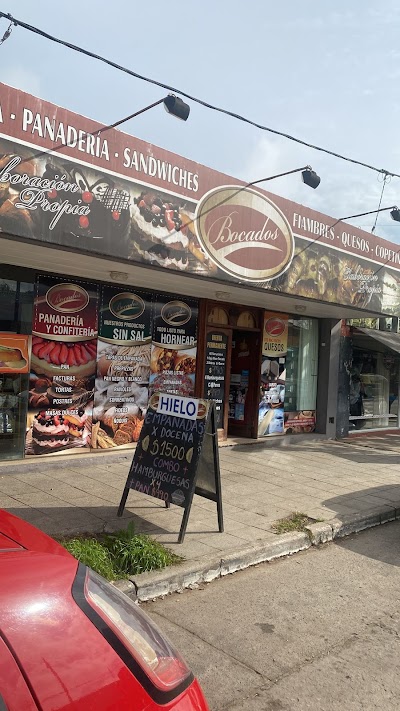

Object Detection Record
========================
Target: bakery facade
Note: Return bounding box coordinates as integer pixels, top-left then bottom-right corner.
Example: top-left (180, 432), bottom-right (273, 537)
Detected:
top-left (1, 82), bottom-right (400, 462)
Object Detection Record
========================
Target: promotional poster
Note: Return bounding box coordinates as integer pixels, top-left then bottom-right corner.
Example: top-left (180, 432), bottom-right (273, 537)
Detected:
top-left (26, 277), bottom-right (98, 455)
top-left (92, 286), bottom-right (152, 449)
top-left (150, 296), bottom-right (198, 397)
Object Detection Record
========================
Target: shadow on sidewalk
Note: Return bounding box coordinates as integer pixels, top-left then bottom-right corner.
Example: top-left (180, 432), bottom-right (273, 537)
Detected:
top-left (323, 486), bottom-right (400, 517)
top-left (334, 519), bottom-right (400, 568)
top-left (3, 503), bottom-right (187, 539)
top-left (322, 486), bottom-right (400, 567)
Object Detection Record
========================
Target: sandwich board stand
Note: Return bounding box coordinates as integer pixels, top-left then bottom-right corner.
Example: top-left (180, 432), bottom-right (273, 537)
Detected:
top-left (117, 393), bottom-right (223, 543)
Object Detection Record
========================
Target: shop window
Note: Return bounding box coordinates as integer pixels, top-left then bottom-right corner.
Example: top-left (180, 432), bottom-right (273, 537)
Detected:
top-left (284, 318), bottom-right (318, 412)
top-left (208, 306), bottom-right (229, 325)
top-left (349, 347), bottom-right (399, 430)
top-left (236, 310), bottom-right (257, 328)
top-left (0, 279), bottom-right (34, 334)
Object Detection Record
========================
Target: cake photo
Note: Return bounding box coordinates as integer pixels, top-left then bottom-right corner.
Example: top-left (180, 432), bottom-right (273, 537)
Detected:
top-left (130, 189), bottom-right (217, 274)
top-left (32, 412), bottom-right (70, 454)
top-left (28, 407), bottom-right (91, 455)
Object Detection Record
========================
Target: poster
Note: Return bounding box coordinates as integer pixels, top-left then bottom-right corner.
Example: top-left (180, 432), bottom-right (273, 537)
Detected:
top-left (92, 287), bottom-right (152, 449)
top-left (0, 333), bottom-right (29, 373)
top-left (258, 360), bottom-right (286, 436)
top-left (150, 296), bottom-right (198, 397)
top-left (26, 277), bottom-right (98, 455)
top-left (258, 311), bottom-right (288, 436)
top-left (204, 332), bottom-right (228, 429)
top-left (262, 312), bottom-right (288, 357)
top-left (284, 411), bottom-right (316, 434)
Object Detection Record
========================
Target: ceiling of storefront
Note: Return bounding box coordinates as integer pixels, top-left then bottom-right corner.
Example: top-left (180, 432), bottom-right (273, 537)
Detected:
top-left (0, 235), bottom-right (388, 321)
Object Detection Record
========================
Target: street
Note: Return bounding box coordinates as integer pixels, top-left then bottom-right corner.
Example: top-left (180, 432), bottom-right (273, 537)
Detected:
top-left (145, 521), bottom-right (400, 710)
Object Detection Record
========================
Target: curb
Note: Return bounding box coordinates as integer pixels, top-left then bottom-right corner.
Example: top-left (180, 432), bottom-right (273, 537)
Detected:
top-left (119, 504), bottom-right (400, 602)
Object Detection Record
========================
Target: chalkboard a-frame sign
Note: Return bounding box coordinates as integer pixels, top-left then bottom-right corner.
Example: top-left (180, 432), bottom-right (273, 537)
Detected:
top-left (117, 393), bottom-right (223, 543)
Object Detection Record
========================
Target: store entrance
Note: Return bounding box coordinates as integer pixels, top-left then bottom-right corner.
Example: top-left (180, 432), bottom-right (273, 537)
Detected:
top-left (228, 330), bottom-right (260, 438)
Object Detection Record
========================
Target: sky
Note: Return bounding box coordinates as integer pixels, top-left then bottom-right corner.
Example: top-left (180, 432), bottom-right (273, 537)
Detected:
top-left (2, 1), bottom-right (400, 241)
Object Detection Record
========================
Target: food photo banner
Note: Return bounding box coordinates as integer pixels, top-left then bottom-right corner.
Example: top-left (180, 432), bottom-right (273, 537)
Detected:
top-left (92, 286), bottom-right (152, 450)
top-left (1, 81), bottom-right (400, 313)
top-left (26, 276), bottom-right (98, 455)
top-left (150, 296), bottom-right (198, 398)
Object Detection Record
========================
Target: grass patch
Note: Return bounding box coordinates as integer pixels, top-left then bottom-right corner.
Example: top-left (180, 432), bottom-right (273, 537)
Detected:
top-left (271, 511), bottom-right (322, 535)
top-left (61, 522), bottom-right (182, 581)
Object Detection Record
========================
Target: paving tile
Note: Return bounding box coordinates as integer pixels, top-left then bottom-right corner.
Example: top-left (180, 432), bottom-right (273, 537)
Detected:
top-left (195, 532), bottom-right (252, 551)
top-left (0, 494), bottom-right (28, 508)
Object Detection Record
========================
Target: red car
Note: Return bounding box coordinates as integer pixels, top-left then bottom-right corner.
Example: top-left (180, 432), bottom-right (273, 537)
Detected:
top-left (0, 509), bottom-right (209, 711)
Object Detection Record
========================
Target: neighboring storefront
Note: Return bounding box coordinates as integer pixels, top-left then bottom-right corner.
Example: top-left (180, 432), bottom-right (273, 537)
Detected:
top-left (1, 82), bottom-right (400, 460)
top-left (347, 323), bottom-right (400, 433)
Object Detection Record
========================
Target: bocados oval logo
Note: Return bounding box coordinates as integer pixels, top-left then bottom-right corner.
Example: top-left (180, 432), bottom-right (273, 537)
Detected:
top-left (161, 300), bottom-right (192, 326)
top-left (46, 283), bottom-right (89, 313)
top-left (109, 292), bottom-right (145, 320)
top-left (265, 317), bottom-right (286, 337)
top-left (195, 185), bottom-right (294, 281)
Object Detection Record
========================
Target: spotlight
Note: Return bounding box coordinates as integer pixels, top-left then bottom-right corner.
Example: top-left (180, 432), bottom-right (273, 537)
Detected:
top-left (302, 168), bottom-right (321, 189)
top-left (163, 95), bottom-right (190, 121)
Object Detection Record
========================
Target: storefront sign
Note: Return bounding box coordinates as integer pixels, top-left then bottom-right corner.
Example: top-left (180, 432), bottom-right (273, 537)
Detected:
top-left (2, 81), bottom-right (400, 315)
top-left (157, 394), bottom-right (199, 420)
top-left (92, 286), bottom-right (152, 449)
top-left (150, 296), bottom-right (198, 397)
top-left (204, 331), bottom-right (228, 429)
top-left (120, 393), bottom-right (207, 508)
top-left (117, 395), bottom-right (223, 542)
top-left (195, 186), bottom-right (294, 281)
top-left (26, 276), bottom-right (98, 455)
top-left (0, 333), bottom-right (29, 373)
top-left (262, 312), bottom-right (288, 357)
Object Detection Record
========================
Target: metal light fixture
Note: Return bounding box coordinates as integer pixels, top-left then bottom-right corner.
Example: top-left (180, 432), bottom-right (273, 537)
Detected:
top-left (163, 94), bottom-right (190, 121)
top-left (247, 165), bottom-right (321, 190)
top-left (97, 95), bottom-right (191, 135)
top-left (301, 167), bottom-right (321, 189)
top-left (330, 205), bottom-right (400, 231)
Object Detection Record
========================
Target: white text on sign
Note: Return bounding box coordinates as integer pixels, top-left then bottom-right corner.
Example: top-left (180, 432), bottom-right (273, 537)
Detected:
top-left (157, 394), bottom-right (199, 421)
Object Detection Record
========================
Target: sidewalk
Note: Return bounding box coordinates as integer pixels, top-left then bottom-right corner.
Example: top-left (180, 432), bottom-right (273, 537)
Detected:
top-left (1, 434), bottom-right (400, 564)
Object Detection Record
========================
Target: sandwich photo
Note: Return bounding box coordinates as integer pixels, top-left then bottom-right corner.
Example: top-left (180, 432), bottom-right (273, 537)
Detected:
top-left (0, 344), bottom-right (27, 370)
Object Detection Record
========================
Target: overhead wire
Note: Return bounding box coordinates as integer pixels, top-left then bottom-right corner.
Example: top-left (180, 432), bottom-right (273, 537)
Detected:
top-left (0, 11), bottom-right (400, 180)
top-left (371, 173), bottom-right (390, 233)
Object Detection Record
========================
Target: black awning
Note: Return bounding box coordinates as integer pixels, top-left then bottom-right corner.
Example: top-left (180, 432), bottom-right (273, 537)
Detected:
top-left (354, 327), bottom-right (400, 355)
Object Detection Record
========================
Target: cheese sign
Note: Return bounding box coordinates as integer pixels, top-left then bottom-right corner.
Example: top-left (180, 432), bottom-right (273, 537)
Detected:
top-left (157, 394), bottom-right (199, 420)
top-left (262, 311), bottom-right (288, 357)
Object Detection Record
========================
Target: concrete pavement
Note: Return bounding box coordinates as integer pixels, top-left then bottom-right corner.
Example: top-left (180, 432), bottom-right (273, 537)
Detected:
top-left (1, 433), bottom-right (400, 576)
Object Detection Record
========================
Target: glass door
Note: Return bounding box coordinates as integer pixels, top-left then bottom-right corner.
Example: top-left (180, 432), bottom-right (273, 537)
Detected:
top-left (0, 372), bottom-right (29, 460)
